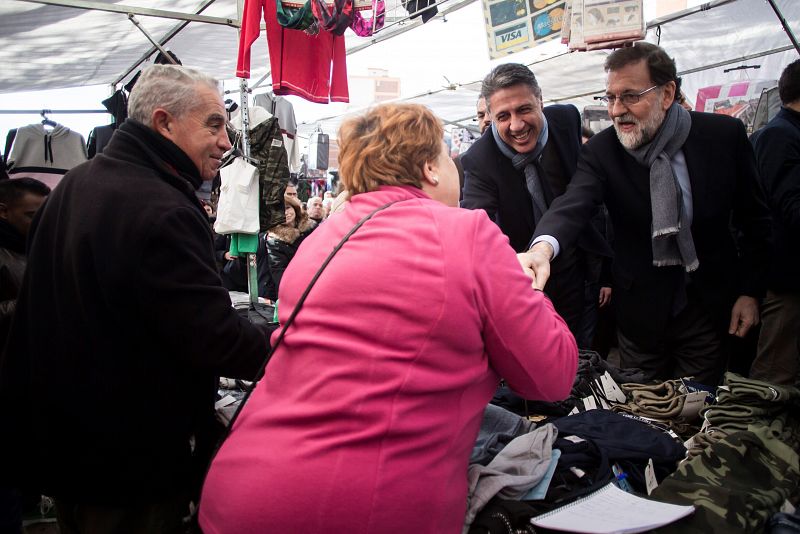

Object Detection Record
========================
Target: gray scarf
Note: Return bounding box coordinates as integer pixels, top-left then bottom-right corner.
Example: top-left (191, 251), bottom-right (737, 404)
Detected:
top-left (624, 103), bottom-right (698, 272)
top-left (492, 116), bottom-right (550, 224)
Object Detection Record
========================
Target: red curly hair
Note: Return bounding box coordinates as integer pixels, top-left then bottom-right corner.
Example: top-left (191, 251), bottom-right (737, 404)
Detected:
top-left (337, 103), bottom-right (444, 195)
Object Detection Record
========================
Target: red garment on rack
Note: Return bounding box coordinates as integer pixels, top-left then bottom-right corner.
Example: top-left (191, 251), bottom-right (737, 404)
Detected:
top-left (237, 0), bottom-right (349, 104)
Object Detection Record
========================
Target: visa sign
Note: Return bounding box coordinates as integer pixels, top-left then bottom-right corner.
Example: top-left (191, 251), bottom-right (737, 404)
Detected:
top-left (495, 22), bottom-right (528, 50)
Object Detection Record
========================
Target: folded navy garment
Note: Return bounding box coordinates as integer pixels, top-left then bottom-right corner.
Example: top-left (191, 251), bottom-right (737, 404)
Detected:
top-left (551, 409), bottom-right (685, 495)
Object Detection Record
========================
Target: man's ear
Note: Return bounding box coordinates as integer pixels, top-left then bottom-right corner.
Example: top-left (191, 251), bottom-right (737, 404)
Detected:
top-left (662, 81), bottom-right (677, 111)
top-left (0, 203), bottom-right (8, 220)
top-left (151, 108), bottom-right (174, 140)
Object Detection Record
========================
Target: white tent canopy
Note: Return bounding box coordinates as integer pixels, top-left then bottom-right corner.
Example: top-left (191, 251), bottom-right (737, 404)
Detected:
top-left (0, 0), bottom-right (798, 136)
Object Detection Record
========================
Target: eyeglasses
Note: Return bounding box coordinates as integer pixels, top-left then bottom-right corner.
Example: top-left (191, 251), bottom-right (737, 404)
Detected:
top-left (594, 85), bottom-right (660, 106)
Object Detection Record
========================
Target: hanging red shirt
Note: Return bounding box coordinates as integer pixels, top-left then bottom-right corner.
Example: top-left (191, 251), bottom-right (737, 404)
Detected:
top-left (237, 0), bottom-right (349, 104)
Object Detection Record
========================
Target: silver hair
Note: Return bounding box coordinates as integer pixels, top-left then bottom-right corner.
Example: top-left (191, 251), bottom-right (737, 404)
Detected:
top-left (128, 64), bottom-right (221, 123)
top-left (480, 63), bottom-right (542, 104)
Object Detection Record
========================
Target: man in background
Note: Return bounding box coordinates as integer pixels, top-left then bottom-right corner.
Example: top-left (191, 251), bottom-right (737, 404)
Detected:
top-left (749, 59), bottom-right (800, 385)
top-left (307, 196), bottom-right (325, 224)
top-left (0, 65), bottom-right (269, 533)
top-left (476, 96), bottom-right (492, 135)
top-left (0, 177), bottom-right (49, 534)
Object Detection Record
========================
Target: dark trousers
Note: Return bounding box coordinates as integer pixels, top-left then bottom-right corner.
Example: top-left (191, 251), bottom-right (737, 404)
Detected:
top-left (617, 289), bottom-right (727, 386)
top-left (55, 494), bottom-right (190, 534)
top-left (751, 290), bottom-right (800, 385)
top-left (545, 248), bottom-right (586, 343)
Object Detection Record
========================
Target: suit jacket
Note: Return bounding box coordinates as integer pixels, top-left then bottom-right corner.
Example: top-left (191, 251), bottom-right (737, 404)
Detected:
top-left (461, 104), bottom-right (609, 334)
top-left (750, 106), bottom-right (800, 292)
top-left (463, 104), bottom-right (582, 251)
top-left (534, 111), bottom-right (772, 348)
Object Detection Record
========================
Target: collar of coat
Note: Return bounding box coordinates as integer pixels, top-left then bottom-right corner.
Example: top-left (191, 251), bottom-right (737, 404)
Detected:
top-left (109, 119), bottom-right (208, 217)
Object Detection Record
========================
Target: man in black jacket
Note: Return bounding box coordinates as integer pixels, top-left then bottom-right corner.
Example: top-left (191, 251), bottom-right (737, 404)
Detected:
top-left (0, 65), bottom-right (270, 533)
top-left (461, 63), bottom-right (609, 341)
top-left (749, 59), bottom-right (800, 385)
top-left (0, 177), bottom-right (49, 534)
top-left (523, 42), bottom-right (771, 385)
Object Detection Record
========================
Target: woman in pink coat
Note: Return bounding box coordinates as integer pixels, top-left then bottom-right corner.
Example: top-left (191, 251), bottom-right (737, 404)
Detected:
top-left (199, 103), bottom-right (577, 533)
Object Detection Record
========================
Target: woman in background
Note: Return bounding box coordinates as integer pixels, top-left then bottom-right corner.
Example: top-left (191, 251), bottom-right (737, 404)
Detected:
top-left (199, 103), bottom-right (577, 534)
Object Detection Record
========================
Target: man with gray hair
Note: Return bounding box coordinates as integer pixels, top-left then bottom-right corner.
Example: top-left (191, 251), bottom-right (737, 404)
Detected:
top-left (461, 63), bottom-right (609, 343)
top-left (524, 42), bottom-right (771, 385)
top-left (0, 65), bottom-right (269, 532)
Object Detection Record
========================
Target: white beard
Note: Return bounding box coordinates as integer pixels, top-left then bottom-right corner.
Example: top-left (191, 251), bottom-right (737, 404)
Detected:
top-left (614, 105), bottom-right (666, 150)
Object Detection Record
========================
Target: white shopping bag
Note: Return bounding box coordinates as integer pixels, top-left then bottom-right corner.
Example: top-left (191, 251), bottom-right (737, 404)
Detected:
top-left (214, 157), bottom-right (259, 235)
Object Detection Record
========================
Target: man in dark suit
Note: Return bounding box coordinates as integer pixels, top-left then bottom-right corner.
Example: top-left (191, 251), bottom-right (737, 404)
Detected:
top-left (522, 42), bottom-right (771, 385)
top-left (749, 59), bottom-right (800, 385)
top-left (461, 63), bottom-right (608, 342)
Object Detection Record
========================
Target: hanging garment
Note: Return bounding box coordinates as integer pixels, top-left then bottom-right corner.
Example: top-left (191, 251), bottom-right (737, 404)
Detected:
top-left (7, 124), bottom-right (87, 189)
top-left (403, 0), bottom-right (437, 22)
top-left (249, 118), bottom-right (291, 231)
top-left (276, 0), bottom-right (315, 30)
top-left (253, 93), bottom-right (301, 172)
top-left (350, 0), bottom-right (385, 37)
top-left (87, 125), bottom-right (115, 158)
top-left (237, 0), bottom-right (349, 104)
top-left (311, 0), bottom-right (354, 35)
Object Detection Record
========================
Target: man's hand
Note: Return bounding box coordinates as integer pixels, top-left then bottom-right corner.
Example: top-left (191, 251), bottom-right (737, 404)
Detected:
top-left (598, 287), bottom-right (612, 307)
top-left (224, 252), bottom-right (236, 261)
top-left (728, 295), bottom-right (760, 338)
top-left (516, 241), bottom-right (554, 290)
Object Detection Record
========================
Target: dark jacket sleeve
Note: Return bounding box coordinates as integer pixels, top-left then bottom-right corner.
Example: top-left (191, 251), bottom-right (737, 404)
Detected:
top-left (533, 141), bottom-right (608, 253)
top-left (460, 148), bottom-right (500, 220)
top-left (752, 119), bottom-right (800, 235)
top-left (731, 118), bottom-right (772, 298)
top-left (136, 207), bottom-right (269, 379)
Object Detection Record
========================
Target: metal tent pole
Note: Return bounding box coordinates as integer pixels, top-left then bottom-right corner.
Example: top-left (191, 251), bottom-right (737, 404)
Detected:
top-left (765, 0), bottom-right (800, 56)
top-left (238, 77), bottom-right (260, 306)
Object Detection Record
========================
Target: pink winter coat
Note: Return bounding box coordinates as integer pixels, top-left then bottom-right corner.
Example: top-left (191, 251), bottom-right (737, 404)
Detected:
top-left (199, 185), bottom-right (577, 533)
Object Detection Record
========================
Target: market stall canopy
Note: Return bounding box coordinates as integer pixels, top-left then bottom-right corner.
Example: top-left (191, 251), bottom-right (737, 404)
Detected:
top-left (0, 0), bottom-right (798, 131)
top-left (294, 0), bottom-right (799, 137)
top-left (0, 0), bottom-right (469, 94)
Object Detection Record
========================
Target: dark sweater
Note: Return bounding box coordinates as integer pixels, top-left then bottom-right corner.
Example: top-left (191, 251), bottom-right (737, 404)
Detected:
top-left (0, 120), bottom-right (269, 503)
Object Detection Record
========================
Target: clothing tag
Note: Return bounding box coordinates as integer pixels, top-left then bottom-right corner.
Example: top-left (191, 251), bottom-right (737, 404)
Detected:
top-left (700, 416), bottom-right (712, 432)
top-left (679, 391), bottom-right (708, 419)
top-left (781, 499), bottom-right (797, 514)
top-left (214, 394), bottom-right (237, 410)
top-left (568, 406), bottom-right (580, 416)
top-left (598, 395), bottom-right (610, 410)
top-left (564, 435), bottom-right (586, 444)
top-left (683, 435), bottom-right (695, 451)
top-left (600, 372), bottom-right (628, 403)
top-left (667, 430), bottom-right (680, 440)
top-left (569, 466), bottom-right (586, 478)
top-left (271, 139), bottom-right (283, 147)
top-left (582, 396), bottom-right (597, 411)
top-left (644, 459), bottom-right (658, 495)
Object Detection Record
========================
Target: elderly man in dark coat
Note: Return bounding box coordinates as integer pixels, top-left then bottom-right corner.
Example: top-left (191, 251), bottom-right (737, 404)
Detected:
top-left (0, 65), bottom-right (270, 533)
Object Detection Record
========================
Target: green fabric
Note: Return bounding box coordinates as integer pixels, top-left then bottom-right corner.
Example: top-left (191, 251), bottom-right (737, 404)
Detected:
top-left (652, 425), bottom-right (800, 534)
top-left (276, 0), bottom-right (315, 30)
top-left (229, 233), bottom-right (259, 256)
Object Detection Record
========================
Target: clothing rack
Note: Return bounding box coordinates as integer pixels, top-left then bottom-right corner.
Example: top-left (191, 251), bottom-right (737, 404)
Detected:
top-left (0, 109), bottom-right (109, 115)
top-left (237, 77), bottom-right (260, 306)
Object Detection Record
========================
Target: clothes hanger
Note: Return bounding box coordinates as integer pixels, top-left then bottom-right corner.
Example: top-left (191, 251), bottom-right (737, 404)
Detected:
top-left (40, 110), bottom-right (58, 129)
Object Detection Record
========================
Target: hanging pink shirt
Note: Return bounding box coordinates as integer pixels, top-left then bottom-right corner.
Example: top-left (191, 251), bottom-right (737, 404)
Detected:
top-left (237, 0), bottom-right (349, 103)
top-left (199, 185), bottom-right (577, 533)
